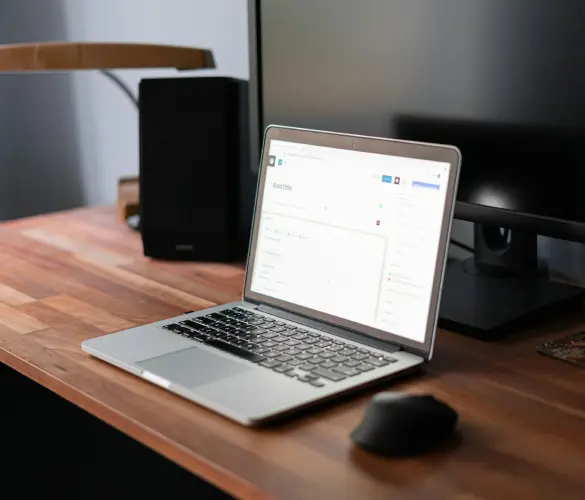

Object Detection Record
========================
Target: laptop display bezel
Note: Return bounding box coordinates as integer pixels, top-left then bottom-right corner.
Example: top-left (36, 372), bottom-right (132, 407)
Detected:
top-left (243, 125), bottom-right (461, 360)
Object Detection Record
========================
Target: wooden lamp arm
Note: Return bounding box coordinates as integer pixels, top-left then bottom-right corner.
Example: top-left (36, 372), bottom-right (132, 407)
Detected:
top-left (0, 42), bottom-right (215, 71)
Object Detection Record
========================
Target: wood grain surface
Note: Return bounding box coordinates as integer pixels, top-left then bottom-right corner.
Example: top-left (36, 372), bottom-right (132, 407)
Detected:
top-left (1, 206), bottom-right (585, 500)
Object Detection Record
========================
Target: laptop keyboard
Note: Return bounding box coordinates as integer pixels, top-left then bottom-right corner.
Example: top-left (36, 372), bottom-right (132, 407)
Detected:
top-left (162, 306), bottom-right (397, 388)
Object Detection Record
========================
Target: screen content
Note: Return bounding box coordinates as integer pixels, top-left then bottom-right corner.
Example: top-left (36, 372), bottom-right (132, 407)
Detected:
top-left (250, 140), bottom-right (451, 343)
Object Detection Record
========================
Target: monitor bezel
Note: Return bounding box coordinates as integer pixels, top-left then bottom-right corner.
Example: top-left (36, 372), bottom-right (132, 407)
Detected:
top-left (243, 125), bottom-right (461, 359)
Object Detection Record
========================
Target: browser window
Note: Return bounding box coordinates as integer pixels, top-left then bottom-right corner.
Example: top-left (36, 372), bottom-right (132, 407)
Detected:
top-left (250, 140), bottom-right (450, 343)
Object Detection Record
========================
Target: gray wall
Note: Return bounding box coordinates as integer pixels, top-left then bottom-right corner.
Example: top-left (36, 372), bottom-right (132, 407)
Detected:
top-left (0, 0), bottom-right (248, 219)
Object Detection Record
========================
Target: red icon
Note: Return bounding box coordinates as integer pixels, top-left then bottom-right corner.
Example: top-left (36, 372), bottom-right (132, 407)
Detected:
top-left (394, 177), bottom-right (401, 185)
top-left (376, 220), bottom-right (380, 226)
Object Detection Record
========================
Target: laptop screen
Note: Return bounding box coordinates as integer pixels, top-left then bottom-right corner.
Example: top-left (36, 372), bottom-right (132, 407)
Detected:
top-left (249, 139), bottom-right (451, 344)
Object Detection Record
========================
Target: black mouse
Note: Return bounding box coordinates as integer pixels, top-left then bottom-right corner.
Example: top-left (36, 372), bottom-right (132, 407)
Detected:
top-left (350, 392), bottom-right (458, 457)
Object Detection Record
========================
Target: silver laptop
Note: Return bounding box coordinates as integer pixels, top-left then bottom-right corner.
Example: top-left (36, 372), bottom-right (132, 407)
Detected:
top-left (82, 125), bottom-right (461, 426)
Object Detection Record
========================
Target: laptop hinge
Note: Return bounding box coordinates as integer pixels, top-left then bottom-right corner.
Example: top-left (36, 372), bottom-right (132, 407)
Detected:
top-left (252, 302), bottom-right (403, 354)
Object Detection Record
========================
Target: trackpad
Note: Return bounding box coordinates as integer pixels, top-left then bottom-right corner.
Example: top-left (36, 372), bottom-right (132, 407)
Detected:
top-left (137, 346), bottom-right (252, 388)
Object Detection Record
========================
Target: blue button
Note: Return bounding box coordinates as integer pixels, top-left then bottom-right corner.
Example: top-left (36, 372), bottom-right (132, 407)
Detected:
top-left (382, 175), bottom-right (393, 183)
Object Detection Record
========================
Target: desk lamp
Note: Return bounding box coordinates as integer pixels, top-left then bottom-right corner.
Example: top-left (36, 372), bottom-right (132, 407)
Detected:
top-left (0, 42), bottom-right (216, 227)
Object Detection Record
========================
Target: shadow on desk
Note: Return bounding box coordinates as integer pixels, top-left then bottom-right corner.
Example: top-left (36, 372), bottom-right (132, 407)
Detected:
top-left (1, 364), bottom-right (233, 500)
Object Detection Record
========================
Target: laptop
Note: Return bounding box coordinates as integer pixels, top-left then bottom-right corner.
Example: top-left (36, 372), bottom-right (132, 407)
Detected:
top-left (81, 125), bottom-right (461, 426)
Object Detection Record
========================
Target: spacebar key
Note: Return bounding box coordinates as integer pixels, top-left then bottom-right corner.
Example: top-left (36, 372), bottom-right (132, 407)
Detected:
top-left (311, 367), bottom-right (346, 381)
top-left (204, 339), bottom-right (266, 363)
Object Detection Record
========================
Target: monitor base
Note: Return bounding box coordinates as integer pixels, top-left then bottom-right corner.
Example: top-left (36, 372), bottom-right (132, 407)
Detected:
top-left (438, 258), bottom-right (585, 339)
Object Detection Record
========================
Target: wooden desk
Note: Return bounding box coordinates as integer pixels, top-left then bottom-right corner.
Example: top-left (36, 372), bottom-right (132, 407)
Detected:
top-left (1, 206), bottom-right (585, 500)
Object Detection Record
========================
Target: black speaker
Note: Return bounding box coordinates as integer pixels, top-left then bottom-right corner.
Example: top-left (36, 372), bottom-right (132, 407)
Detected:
top-left (139, 76), bottom-right (256, 261)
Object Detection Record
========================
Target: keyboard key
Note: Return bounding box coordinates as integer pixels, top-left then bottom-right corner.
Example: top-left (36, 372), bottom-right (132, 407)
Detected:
top-left (284, 325), bottom-right (297, 330)
top-left (293, 333), bottom-right (309, 340)
top-left (261, 318), bottom-right (275, 323)
top-left (321, 360), bottom-right (337, 369)
top-left (204, 338), bottom-right (266, 363)
top-left (253, 337), bottom-right (267, 344)
top-left (309, 379), bottom-right (325, 388)
top-left (332, 365), bottom-right (360, 377)
top-left (307, 356), bottom-right (325, 365)
top-left (366, 357), bottom-right (390, 367)
top-left (328, 345), bottom-right (343, 352)
top-left (284, 348), bottom-right (302, 356)
top-left (297, 343), bottom-right (312, 350)
top-left (284, 339), bottom-right (301, 346)
top-left (307, 331), bottom-right (321, 337)
top-left (307, 347), bottom-right (323, 355)
top-left (383, 356), bottom-right (398, 363)
top-left (296, 329), bottom-right (308, 333)
top-left (339, 348), bottom-right (357, 356)
top-left (316, 340), bottom-right (332, 348)
top-left (298, 373), bottom-right (318, 382)
top-left (252, 347), bottom-right (269, 354)
top-left (264, 351), bottom-right (280, 358)
top-left (304, 338), bottom-right (320, 344)
top-left (319, 351), bottom-right (335, 359)
top-left (270, 327), bottom-right (286, 333)
top-left (262, 332), bottom-right (278, 339)
top-left (273, 336), bottom-right (288, 342)
top-left (299, 363), bottom-right (318, 371)
top-left (296, 352), bottom-right (312, 360)
top-left (288, 359), bottom-right (305, 366)
top-left (282, 330), bottom-right (297, 337)
top-left (351, 353), bottom-right (368, 361)
top-left (331, 355), bottom-right (348, 363)
top-left (259, 359), bottom-right (280, 368)
top-left (274, 321), bottom-right (285, 326)
top-left (275, 355), bottom-right (293, 363)
top-left (274, 345), bottom-right (290, 352)
top-left (167, 324), bottom-right (191, 334)
top-left (263, 341), bottom-right (278, 348)
top-left (356, 363), bottom-right (375, 372)
top-left (311, 367), bottom-right (346, 382)
top-left (357, 347), bottom-right (370, 354)
top-left (274, 364), bottom-right (293, 373)
top-left (344, 360), bottom-right (361, 368)
top-left (191, 332), bottom-right (209, 342)
top-left (179, 320), bottom-right (201, 330)
top-left (283, 370), bottom-right (297, 377)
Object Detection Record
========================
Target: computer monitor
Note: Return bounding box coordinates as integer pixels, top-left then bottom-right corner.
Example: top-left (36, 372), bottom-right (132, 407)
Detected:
top-left (248, 0), bottom-right (585, 338)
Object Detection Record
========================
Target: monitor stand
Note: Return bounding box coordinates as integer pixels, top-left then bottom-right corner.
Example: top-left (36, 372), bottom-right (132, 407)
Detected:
top-left (439, 223), bottom-right (585, 339)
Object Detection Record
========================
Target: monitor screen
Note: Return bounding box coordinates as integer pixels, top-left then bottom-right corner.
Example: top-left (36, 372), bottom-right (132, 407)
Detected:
top-left (249, 139), bottom-right (450, 343)
top-left (255, 0), bottom-right (585, 236)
